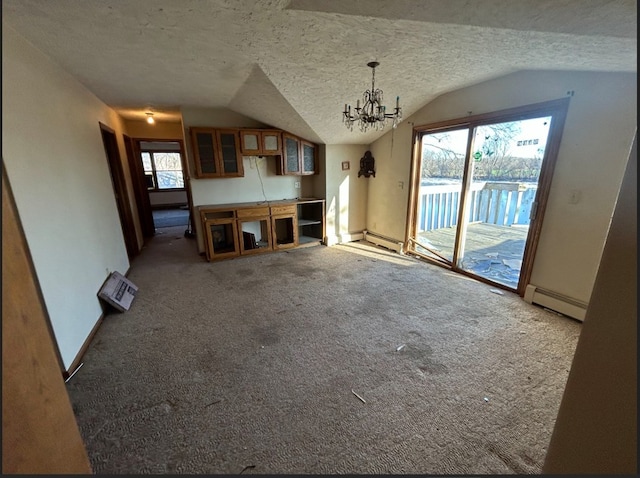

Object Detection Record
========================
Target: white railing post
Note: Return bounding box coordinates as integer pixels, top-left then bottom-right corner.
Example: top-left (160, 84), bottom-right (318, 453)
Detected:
top-left (418, 181), bottom-right (537, 232)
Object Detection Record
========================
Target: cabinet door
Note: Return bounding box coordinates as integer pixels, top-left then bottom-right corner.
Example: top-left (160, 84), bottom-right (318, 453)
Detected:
top-left (239, 130), bottom-right (261, 156)
top-left (300, 140), bottom-right (317, 175)
top-left (271, 213), bottom-right (298, 250)
top-left (191, 128), bottom-right (219, 177)
top-left (238, 216), bottom-right (273, 255)
top-left (261, 130), bottom-right (282, 155)
top-left (282, 134), bottom-right (301, 175)
top-left (216, 129), bottom-right (244, 177)
top-left (204, 218), bottom-right (240, 261)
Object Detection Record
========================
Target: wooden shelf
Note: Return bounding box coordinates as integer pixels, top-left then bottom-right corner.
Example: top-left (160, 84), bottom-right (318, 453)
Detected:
top-left (298, 219), bottom-right (322, 226)
top-left (298, 235), bottom-right (323, 247)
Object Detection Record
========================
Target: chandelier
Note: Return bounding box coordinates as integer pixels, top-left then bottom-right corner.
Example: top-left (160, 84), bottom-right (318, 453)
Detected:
top-left (342, 61), bottom-right (402, 132)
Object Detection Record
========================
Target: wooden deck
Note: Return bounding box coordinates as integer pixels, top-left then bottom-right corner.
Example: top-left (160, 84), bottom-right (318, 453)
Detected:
top-left (414, 222), bottom-right (529, 289)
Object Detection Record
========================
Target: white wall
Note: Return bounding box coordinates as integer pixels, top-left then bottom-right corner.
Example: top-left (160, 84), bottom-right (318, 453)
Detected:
top-left (368, 70), bottom-right (637, 305)
top-left (149, 190), bottom-right (188, 207)
top-left (323, 145), bottom-right (369, 244)
top-left (365, 126), bottom-right (411, 241)
top-left (2, 25), bottom-right (133, 370)
top-left (543, 133), bottom-right (637, 474)
top-left (181, 107), bottom-right (301, 253)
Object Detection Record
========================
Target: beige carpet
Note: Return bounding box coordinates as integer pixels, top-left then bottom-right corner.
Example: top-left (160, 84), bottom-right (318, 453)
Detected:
top-left (66, 226), bottom-right (581, 474)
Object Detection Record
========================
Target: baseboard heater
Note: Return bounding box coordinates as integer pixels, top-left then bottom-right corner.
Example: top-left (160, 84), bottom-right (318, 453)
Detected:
top-left (524, 285), bottom-right (587, 321)
top-left (362, 230), bottom-right (404, 254)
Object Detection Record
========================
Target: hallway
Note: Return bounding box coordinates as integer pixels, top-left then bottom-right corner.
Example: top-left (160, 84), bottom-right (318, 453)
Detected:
top-left (151, 207), bottom-right (189, 228)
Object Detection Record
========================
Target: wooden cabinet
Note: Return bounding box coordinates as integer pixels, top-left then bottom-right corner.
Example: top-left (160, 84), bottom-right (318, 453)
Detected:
top-left (200, 209), bottom-right (240, 261)
top-left (239, 129), bottom-right (282, 156)
top-left (190, 127), bottom-right (244, 178)
top-left (237, 206), bottom-right (272, 255)
top-left (297, 200), bottom-right (325, 246)
top-left (270, 204), bottom-right (297, 250)
top-left (277, 133), bottom-right (318, 176)
top-left (191, 126), bottom-right (315, 176)
top-left (198, 200), bottom-right (324, 261)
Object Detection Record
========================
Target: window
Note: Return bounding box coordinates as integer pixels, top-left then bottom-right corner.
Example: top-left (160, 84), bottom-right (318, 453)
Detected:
top-left (141, 151), bottom-right (184, 190)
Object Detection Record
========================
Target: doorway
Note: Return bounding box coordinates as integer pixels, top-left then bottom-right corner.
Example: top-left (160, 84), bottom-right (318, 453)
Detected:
top-left (99, 123), bottom-right (139, 259)
top-left (124, 138), bottom-right (194, 239)
top-left (406, 98), bottom-right (570, 295)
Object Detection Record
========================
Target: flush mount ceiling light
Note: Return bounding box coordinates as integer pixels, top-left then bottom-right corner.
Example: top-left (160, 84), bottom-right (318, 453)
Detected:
top-left (146, 112), bottom-right (155, 124)
top-left (342, 61), bottom-right (402, 132)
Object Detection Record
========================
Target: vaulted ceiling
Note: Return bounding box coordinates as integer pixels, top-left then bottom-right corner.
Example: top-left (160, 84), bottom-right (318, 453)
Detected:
top-left (3, 0), bottom-right (637, 144)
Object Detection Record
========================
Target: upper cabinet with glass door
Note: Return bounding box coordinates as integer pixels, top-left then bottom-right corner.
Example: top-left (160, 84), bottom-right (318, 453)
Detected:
top-left (190, 127), bottom-right (244, 178)
top-left (277, 133), bottom-right (318, 175)
top-left (239, 129), bottom-right (282, 156)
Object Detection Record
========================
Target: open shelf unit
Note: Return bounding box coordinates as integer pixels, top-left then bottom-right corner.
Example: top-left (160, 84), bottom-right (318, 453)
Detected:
top-left (297, 199), bottom-right (325, 246)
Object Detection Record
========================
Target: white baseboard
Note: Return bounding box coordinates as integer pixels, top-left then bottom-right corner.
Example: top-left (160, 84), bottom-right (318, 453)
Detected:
top-left (362, 230), bottom-right (404, 254)
top-left (524, 284), bottom-right (587, 321)
top-left (325, 232), bottom-right (365, 246)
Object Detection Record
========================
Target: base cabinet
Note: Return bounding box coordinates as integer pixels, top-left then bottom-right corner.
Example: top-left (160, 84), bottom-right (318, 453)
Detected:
top-left (198, 200), bottom-right (324, 261)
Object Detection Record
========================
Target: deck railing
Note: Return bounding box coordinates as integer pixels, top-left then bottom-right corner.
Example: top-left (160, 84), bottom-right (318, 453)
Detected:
top-left (417, 181), bottom-right (537, 232)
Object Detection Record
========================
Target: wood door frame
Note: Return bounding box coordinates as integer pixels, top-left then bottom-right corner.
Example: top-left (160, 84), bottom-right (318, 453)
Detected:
top-left (406, 97), bottom-right (571, 296)
top-left (129, 137), bottom-right (194, 236)
top-left (99, 122), bottom-right (139, 259)
top-left (123, 134), bottom-right (155, 239)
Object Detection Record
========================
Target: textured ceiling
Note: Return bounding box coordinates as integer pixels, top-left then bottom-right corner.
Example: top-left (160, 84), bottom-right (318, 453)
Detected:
top-left (3, 0), bottom-right (637, 144)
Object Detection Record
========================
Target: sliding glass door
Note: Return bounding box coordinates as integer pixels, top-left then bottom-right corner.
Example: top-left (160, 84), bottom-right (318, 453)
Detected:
top-left (413, 128), bottom-right (469, 263)
top-left (407, 99), bottom-right (569, 295)
top-left (458, 117), bottom-right (551, 288)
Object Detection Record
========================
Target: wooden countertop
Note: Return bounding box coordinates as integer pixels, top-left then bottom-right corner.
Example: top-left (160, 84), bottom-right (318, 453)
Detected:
top-left (196, 198), bottom-right (324, 211)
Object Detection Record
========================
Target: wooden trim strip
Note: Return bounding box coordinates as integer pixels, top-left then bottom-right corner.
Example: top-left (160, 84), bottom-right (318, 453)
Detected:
top-left (413, 97), bottom-right (571, 134)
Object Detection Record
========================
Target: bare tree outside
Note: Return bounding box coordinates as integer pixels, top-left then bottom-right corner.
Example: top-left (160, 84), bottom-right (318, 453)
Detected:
top-left (422, 119), bottom-right (548, 183)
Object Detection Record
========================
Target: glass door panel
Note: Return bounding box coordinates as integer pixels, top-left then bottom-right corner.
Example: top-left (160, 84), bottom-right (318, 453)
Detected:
top-left (195, 132), bottom-right (217, 174)
top-left (458, 116), bottom-right (552, 288)
top-left (218, 132), bottom-right (240, 174)
top-left (412, 128), bottom-right (469, 263)
top-left (284, 136), bottom-right (301, 174)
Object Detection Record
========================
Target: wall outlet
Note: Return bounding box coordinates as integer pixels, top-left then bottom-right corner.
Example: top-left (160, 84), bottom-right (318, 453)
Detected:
top-left (294, 181), bottom-right (300, 189)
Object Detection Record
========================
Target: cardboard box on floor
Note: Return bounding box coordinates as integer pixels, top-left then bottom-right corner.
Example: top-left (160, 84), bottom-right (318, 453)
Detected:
top-left (98, 271), bottom-right (138, 312)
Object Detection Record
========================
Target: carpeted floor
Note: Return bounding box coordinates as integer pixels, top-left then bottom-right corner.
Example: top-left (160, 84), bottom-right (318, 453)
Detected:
top-left (66, 226), bottom-right (581, 474)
